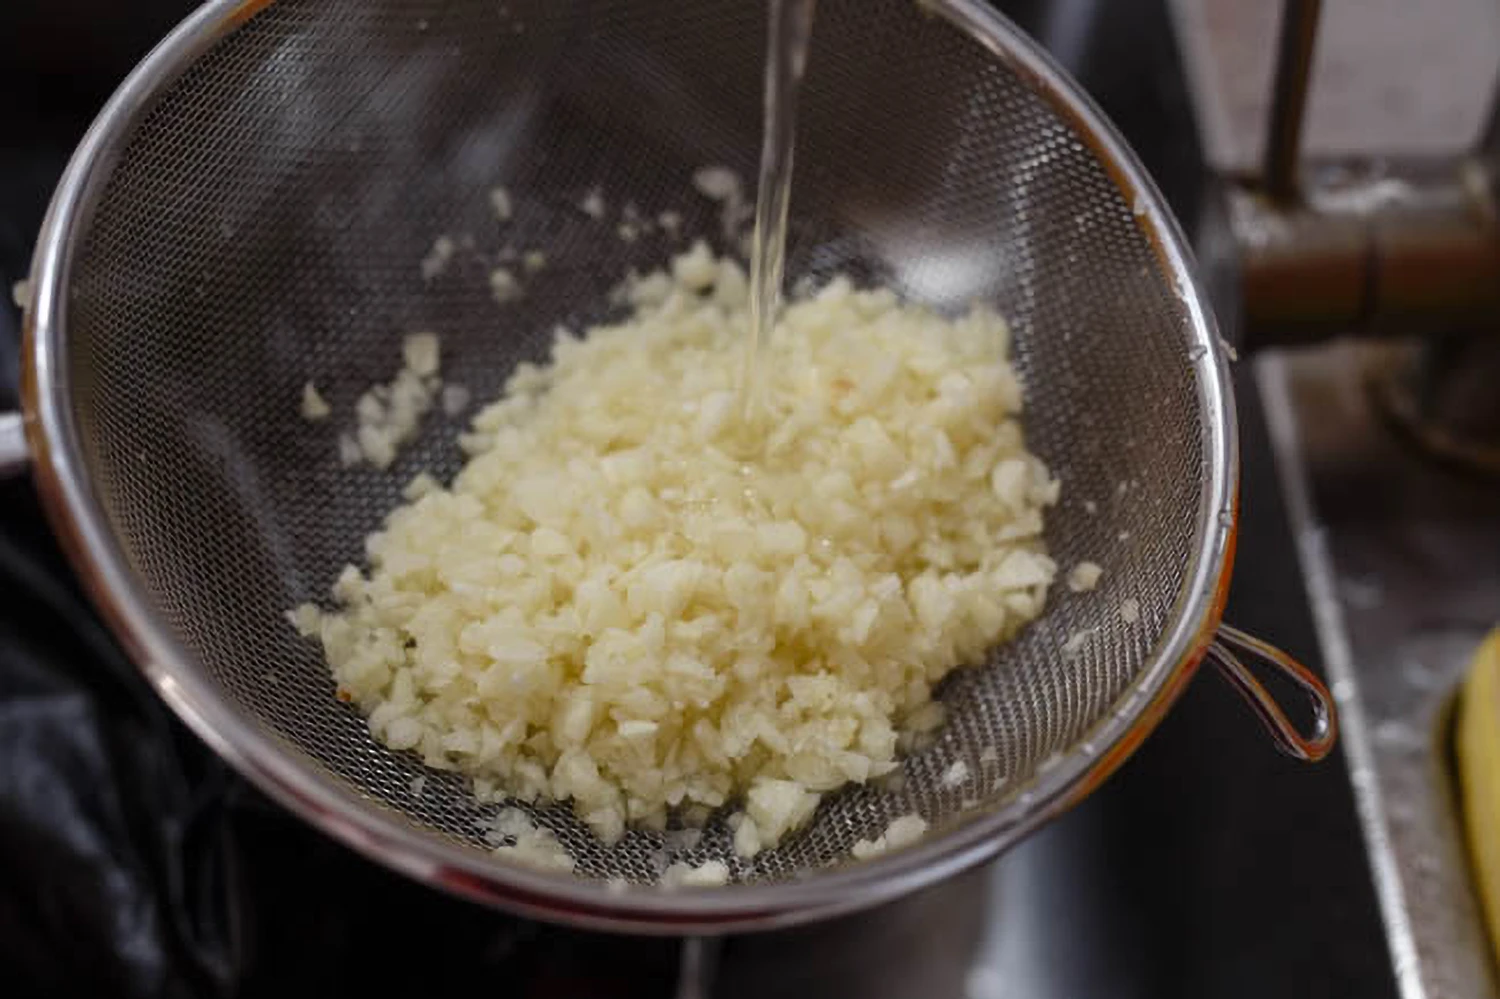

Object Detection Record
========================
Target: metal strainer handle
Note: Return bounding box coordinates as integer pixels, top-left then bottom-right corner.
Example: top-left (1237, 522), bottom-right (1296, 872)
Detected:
top-left (1209, 623), bottom-right (1338, 761)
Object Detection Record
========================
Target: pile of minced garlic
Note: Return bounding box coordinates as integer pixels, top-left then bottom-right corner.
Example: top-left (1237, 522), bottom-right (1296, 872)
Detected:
top-left (292, 242), bottom-right (1058, 859)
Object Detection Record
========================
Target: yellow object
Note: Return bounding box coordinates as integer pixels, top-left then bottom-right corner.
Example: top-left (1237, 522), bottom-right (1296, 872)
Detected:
top-left (1457, 627), bottom-right (1500, 955)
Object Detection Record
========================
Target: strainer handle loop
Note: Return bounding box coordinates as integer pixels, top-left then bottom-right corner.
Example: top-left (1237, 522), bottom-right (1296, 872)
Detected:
top-left (1208, 623), bottom-right (1338, 761)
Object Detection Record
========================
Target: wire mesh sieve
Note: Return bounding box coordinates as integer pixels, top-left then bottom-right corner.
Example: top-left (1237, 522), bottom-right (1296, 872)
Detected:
top-left (18, 0), bottom-right (1333, 932)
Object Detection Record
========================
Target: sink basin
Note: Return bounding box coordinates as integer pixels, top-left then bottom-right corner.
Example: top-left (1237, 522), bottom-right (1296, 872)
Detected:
top-left (711, 2), bottom-right (1401, 995)
top-left (711, 368), bottom-right (1398, 999)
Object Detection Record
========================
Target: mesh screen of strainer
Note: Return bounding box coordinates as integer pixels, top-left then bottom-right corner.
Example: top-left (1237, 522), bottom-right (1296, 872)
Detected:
top-left (54, 0), bottom-right (1217, 905)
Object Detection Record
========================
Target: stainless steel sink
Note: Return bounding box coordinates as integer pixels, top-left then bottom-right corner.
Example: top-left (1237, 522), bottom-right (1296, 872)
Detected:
top-left (1256, 343), bottom-right (1500, 999)
top-left (706, 3), bottom-right (1403, 995)
top-left (707, 364), bottom-right (1399, 999)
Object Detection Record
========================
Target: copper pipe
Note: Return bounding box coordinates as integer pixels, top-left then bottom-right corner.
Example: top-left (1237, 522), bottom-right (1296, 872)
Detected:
top-left (1263, 0), bottom-right (1322, 202)
top-left (1232, 159), bottom-right (1500, 347)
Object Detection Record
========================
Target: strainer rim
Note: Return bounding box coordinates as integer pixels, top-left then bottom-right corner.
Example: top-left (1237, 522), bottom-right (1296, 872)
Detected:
top-left (24, 0), bottom-right (1237, 932)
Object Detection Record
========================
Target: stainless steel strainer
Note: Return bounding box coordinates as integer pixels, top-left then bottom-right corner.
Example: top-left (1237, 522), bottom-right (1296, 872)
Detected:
top-left (2, 0), bottom-right (1338, 933)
